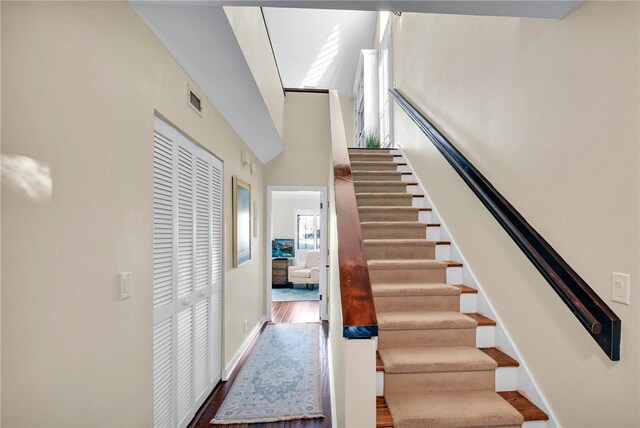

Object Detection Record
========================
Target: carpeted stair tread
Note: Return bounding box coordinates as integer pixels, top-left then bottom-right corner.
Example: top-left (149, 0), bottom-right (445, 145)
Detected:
top-left (356, 193), bottom-right (414, 200)
top-left (349, 151), bottom-right (393, 156)
top-left (368, 259), bottom-right (447, 270)
top-left (372, 282), bottom-right (459, 297)
top-left (385, 390), bottom-right (524, 428)
top-left (348, 147), bottom-right (392, 152)
top-left (379, 346), bottom-right (497, 374)
top-left (378, 311), bottom-right (477, 330)
top-left (361, 221), bottom-right (427, 228)
top-left (356, 196), bottom-right (413, 207)
top-left (364, 238), bottom-right (435, 247)
top-left (352, 170), bottom-right (402, 175)
top-left (356, 193), bottom-right (412, 196)
top-left (350, 156), bottom-right (393, 161)
top-left (351, 161), bottom-right (400, 167)
top-left (354, 180), bottom-right (408, 185)
top-left (359, 207), bottom-right (420, 212)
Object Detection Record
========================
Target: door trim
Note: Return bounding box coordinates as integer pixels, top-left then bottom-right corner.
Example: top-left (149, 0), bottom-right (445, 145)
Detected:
top-left (266, 186), bottom-right (329, 321)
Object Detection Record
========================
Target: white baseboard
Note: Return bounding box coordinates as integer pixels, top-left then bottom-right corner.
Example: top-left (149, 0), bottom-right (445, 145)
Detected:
top-left (221, 315), bottom-right (268, 381)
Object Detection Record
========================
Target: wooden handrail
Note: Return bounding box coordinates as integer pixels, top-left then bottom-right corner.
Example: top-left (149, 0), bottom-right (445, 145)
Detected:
top-left (329, 91), bottom-right (378, 339)
top-left (391, 88), bottom-right (621, 360)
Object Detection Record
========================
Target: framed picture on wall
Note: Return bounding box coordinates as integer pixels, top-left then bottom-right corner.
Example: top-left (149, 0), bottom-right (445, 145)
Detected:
top-left (233, 176), bottom-right (252, 267)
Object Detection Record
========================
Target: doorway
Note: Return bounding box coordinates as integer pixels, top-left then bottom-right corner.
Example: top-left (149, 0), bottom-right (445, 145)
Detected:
top-left (266, 186), bottom-right (328, 323)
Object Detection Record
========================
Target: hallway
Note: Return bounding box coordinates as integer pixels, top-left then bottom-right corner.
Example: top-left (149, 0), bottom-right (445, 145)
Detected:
top-left (188, 302), bottom-right (330, 427)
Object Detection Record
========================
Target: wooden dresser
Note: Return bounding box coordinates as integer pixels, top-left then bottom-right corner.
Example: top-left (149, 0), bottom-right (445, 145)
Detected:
top-left (272, 258), bottom-right (293, 287)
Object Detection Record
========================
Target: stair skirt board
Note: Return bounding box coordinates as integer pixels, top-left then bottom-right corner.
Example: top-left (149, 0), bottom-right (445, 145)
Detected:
top-left (346, 149), bottom-right (551, 428)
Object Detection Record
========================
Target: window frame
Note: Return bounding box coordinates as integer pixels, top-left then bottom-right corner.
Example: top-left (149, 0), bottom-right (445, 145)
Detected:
top-left (378, 18), bottom-right (393, 148)
top-left (295, 211), bottom-right (321, 251)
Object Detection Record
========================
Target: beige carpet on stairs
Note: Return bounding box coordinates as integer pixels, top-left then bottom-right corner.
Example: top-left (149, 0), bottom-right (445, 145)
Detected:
top-left (350, 149), bottom-right (524, 428)
top-left (385, 391), bottom-right (523, 428)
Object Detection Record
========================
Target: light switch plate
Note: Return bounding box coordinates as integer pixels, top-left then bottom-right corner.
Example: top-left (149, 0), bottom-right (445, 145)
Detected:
top-left (120, 272), bottom-right (133, 300)
top-left (612, 272), bottom-right (630, 305)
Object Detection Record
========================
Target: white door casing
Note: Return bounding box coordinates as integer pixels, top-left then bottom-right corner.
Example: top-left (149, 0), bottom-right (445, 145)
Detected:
top-left (266, 187), bottom-right (328, 321)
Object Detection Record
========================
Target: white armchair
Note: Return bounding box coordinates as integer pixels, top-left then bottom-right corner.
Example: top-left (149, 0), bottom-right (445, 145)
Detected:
top-left (288, 250), bottom-right (321, 290)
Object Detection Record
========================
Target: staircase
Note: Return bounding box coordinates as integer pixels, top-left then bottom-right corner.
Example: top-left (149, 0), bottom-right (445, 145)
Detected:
top-left (348, 148), bottom-right (550, 428)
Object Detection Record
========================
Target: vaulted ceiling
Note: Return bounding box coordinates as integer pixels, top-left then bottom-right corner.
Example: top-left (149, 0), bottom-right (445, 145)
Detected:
top-left (131, 3), bottom-right (285, 163)
top-left (131, 1), bottom-right (582, 163)
top-left (263, 8), bottom-right (377, 96)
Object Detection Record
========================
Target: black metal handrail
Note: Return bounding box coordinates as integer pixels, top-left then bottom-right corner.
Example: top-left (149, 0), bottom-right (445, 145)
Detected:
top-left (391, 88), bottom-right (621, 360)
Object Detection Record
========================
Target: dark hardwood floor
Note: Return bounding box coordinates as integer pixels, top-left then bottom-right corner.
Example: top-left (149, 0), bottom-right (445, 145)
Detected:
top-left (272, 300), bottom-right (320, 323)
top-left (188, 301), bottom-right (330, 428)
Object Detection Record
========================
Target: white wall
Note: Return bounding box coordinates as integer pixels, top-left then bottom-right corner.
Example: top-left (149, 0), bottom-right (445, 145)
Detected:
top-left (224, 6), bottom-right (285, 141)
top-left (131, 3), bottom-right (284, 164)
top-left (262, 8), bottom-right (377, 96)
top-left (339, 96), bottom-right (355, 147)
top-left (393, 3), bottom-right (639, 426)
top-left (265, 92), bottom-right (331, 187)
top-left (272, 198), bottom-right (320, 239)
top-left (272, 196), bottom-right (320, 266)
top-left (362, 49), bottom-right (380, 137)
top-left (1, 2), bottom-right (266, 426)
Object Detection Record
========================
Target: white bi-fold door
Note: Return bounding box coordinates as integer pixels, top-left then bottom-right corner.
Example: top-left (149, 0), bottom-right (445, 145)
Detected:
top-left (153, 117), bottom-right (223, 428)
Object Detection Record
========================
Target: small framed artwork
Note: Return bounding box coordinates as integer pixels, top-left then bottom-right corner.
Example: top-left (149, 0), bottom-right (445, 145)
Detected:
top-left (233, 176), bottom-right (252, 268)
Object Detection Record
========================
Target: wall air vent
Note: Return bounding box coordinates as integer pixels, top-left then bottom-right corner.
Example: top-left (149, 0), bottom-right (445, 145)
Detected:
top-left (188, 86), bottom-right (203, 116)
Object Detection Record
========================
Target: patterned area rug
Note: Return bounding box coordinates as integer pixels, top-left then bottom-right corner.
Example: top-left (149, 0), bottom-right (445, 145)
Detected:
top-left (211, 323), bottom-right (323, 424)
top-left (272, 287), bottom-right (319, 302)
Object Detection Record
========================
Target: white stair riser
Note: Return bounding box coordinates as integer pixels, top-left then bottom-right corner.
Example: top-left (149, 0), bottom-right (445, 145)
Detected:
top-left (376, 371), bottom-right (384, 396)
top-left (496, 367), bottom-right (518, 392)
top-left (435, 244), bottom-right (450, 260)
top-left (418, 210), bottom-right (432, 223)
top-left (401, 174), bottom-right (415, 182)
top-left (523, 421), bottom-right (548, 428)
top-left (446, 266), bottom-right (462, 283)
top-left (412, 197), bottom-right (426, 208)
top-left (476, 326), bottom-right (495, 348)
top-left (407, 184), bottom-right (419, 194)
top-left (460, 293), bottom-right (478, 313)
top-left (426, 225), bottom-right (441, 240)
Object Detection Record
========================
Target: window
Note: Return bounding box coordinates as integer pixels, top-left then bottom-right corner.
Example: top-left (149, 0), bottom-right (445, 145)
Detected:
top-left (297, 214), bottom-right (320, 250)
top-left (379, 17), bottom-right (393, 147)
top-left (355, 74), bottom-right (365, 147)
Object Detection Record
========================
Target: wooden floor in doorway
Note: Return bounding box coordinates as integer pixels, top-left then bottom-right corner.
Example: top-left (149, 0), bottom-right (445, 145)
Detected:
top-left (188, 301), bottom-right (329, 428)
top-left (272, 300), bottom-right (320, 323)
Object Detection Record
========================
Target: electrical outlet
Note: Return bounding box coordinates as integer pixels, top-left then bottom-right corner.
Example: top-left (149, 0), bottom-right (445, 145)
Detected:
top-left (612, 272), bottom-right (630, 305)
top-left (243, 320), bottom-right (248, 333)
top-left (119, 272), bottom-right (132, 300)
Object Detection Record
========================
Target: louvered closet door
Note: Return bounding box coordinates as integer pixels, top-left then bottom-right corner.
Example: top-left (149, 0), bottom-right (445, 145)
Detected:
top-left (153, 117), bottom-right (223, 428)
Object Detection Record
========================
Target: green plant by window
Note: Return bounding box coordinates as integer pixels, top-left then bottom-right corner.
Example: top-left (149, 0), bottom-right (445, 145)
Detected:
top-left (364, 132), bottom-right (380, 148)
